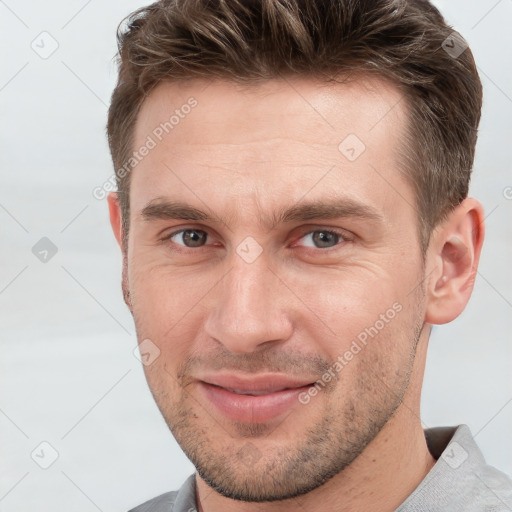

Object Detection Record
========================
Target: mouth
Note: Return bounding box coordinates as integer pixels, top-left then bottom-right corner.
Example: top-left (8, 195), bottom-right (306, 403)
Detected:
top-left (221, 387), bottom-right (291, 396)
top-left (197, 374), bottom-right (316, 423)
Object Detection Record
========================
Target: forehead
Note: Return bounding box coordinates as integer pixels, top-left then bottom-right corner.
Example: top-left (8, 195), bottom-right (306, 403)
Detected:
top-left (130, 75), bottom-right (411, 225)
top-left (135, 75), bottom-right (406, 145)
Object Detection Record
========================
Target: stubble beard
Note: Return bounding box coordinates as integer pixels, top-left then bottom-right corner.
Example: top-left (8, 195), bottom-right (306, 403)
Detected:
top-left (144, 321), bottom-right (424, 503)
top-left (124, 249), bottom-right (427, 502)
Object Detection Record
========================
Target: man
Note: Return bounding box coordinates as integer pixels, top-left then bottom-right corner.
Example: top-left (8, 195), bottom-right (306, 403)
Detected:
top-left (106, 0), bottom-right (512, 510)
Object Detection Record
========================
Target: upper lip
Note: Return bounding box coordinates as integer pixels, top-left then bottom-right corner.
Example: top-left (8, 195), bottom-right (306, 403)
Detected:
top-left (199, 373), bottom-right (315, 393)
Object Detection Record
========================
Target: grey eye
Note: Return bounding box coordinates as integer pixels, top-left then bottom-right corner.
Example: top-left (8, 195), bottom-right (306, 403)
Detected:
top-left (170, 229), bottom-right (208, 247)
top-left (301, 231), bottom-right (342, 249)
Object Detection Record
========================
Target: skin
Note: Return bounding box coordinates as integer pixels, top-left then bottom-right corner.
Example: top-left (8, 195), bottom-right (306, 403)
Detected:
top-left (108, 76), bottom-right (484, 512)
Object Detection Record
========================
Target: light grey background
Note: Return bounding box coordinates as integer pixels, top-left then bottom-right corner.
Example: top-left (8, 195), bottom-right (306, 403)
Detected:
top-left (1, 0), bottom-right (511, 510)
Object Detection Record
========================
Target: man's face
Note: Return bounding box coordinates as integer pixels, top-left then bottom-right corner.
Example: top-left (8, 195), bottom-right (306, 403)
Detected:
top-left (121, 77), bottom-right (428, 501)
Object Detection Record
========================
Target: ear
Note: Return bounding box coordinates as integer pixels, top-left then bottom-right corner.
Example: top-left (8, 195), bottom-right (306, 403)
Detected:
top-left (424, 197), bottom-right (485, 325)
top-left (107, 192), bottom-right (124, 250)
top-left (108, 191), bottom-right (133, 310)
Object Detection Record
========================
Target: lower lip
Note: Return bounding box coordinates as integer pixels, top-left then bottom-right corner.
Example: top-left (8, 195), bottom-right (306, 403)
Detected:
top-left (199, 382), bottom-right (312, 423)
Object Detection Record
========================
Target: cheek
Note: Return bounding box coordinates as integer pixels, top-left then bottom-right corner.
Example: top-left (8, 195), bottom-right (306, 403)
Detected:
top-left (128, 259), bottom-right (211, 354)
top-left (325, 298), bottom-right (421, 404)
top-left (282, 264), bottom-right (406, 349)
top-left (293, 266), bottom-right (424, 384)
top-left (127, 242), bottom-right (423, 365)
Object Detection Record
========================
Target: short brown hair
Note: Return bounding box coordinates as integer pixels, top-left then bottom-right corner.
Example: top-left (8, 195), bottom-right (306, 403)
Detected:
top-left (106, 0), bottom-right (482, 252)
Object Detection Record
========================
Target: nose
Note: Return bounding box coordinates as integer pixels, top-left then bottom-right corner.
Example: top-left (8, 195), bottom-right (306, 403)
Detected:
top-left (203, 252), bottom-right (294, 354)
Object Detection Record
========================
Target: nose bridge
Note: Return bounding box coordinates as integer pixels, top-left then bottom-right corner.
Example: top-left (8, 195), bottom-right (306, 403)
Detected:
top-left (204, 248), bottom-right (292, 353)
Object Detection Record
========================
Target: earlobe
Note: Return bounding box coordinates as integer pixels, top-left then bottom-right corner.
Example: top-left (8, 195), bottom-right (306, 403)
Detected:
top-left (424, 198), bottom-right (485, 325)
top-left (107, 191), bottom-right (124, 250)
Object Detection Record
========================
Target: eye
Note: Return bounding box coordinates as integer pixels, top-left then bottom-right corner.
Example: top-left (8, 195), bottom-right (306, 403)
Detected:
top-left (167, 229), bottom-right (208, 248)
top-left (297, 229), bottom-right (347, 249)
top-left (161, 227), bottom-right (350, 252)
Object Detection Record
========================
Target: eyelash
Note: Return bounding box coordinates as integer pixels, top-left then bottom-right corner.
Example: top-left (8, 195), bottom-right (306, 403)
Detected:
top-left (159, 227), bottom-right (352, 252)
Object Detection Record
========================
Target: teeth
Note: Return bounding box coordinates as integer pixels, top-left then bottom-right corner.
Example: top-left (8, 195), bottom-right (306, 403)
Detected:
top-left (228, 388), bottom-right (284, 396)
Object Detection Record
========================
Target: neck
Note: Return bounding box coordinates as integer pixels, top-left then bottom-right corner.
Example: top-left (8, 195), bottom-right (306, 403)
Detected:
top-left (195, 330), bottom-right (435, 512)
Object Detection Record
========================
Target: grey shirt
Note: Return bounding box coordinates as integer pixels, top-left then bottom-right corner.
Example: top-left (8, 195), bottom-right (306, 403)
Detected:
top-left (129, 424), bottom-right (512, 511)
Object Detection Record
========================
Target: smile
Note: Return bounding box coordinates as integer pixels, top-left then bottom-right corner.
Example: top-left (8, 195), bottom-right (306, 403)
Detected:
top-left (197, 374), bottom-right (316, 423)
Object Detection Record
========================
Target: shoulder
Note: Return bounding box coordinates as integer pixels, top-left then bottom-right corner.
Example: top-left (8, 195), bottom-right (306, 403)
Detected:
top-left (128, 490), bottom-right (178, 512)
top-left (444, 424), bottom-right (512, 509)
top-left (398, 425), bottom-right (512, 511)
top-left (472, 463), bottom-right (512, 511)
top-left (127, 474), bottom-right (197, 512)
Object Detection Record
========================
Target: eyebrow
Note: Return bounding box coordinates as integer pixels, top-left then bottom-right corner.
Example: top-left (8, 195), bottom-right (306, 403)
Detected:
top-left (140, 197), bottom-right (383, 229)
